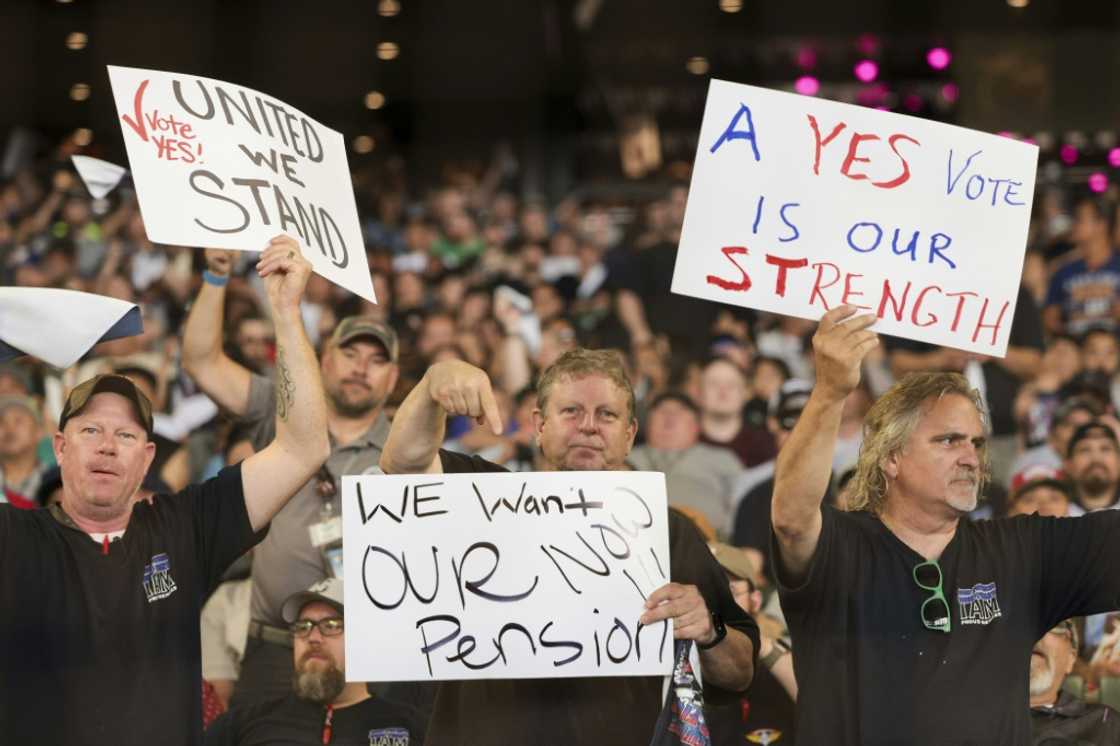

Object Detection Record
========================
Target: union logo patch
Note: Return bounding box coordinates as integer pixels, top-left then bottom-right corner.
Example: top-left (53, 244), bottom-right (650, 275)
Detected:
top-left (957, 581), bottom-right (1001, 626)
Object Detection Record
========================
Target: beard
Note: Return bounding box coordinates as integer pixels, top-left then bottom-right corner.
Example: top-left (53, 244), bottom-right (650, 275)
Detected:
top-left (1080, 470), bottom-right (1115, 497)
top-left (293, 658), bottom-right (346, 704)
top-left (326, 380), bottom-right (382, 418)
top-left (1029, 657), bottom-right (1054, 697)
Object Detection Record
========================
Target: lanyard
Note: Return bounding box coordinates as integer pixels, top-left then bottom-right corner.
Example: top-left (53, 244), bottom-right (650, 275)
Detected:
top-left (321, 704), bottom-right (333, 744)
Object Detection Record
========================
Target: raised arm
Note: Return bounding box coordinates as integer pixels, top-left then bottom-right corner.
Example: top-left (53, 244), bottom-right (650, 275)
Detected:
top-left (182, 249), bottom-right (253, 416)
top-left (239, 237), bottom-right (330, 531)
top-left (380, 360), bottom-right (503, 475)
top-left (771, 305), bottom-right (878, 582)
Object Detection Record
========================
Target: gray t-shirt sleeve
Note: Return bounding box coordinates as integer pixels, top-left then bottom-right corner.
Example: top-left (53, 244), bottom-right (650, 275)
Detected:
top-left (242, 373), bottom-right (277, 451)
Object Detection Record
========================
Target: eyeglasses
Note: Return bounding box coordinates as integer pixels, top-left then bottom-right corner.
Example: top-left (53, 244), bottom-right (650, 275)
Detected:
top-left (290, 617), bottom-right (344, 638)
top-left (912, 560), bottom-right (952, 634)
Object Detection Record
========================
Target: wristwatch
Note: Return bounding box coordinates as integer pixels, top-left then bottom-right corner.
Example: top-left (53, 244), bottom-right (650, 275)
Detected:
top-left (759, 637), bottom-right (791, 669)
top-left (697, 611), bottom-right (727, 650)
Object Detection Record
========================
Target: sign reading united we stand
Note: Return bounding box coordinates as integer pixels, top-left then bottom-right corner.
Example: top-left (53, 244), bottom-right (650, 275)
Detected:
top-left (672, 79), bottom-right (1040, 356)
top-left (107, 65), bottom-right (375, 302)
top-left (340, 470), bottom-right (673, 682)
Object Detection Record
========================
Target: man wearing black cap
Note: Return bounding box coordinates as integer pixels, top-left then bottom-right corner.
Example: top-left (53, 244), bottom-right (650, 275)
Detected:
top-left (183, 248), bottom-right (401, 706)
top-left (0, 236), bottom-right (330, 746)
top-left (1065, 421), bottom-right (1120, 512)
top-left (205, 579), bottom-right (424, 746)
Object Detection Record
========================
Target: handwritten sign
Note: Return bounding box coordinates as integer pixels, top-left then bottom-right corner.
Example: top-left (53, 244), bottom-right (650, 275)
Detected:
top-left (672, 79), bottom-right (1039, 356)
top-left (106, 65), bottom-right (375, 302)
top-left (341, 471), bottom-right (673, 682)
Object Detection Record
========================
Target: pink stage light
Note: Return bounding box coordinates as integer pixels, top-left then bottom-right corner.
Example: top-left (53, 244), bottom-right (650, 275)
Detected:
top-left (1060, 145), bottom-right (1078, 165)
top-left (926, 47), bottom-right (951, 70)
top-left (1089, 172), bottom-right (1108, 193)
top-left (854, 59), bottom-right (879, 83)
top-left (902, 94), bottom-right (923, 112)
top-left (940, 82), bottom-right (959, 103)
top-left (1108, 148), bottom-right (1120, 167)
top-left (856, 33), bottom-right (879, 57)
top-left (794, 76), bottom-right (820, 96)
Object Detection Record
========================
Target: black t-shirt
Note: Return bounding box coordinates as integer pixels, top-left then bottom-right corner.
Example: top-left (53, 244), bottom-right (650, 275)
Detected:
top-left (423, 450), bottom-right (761, 746)
top-left (706, 665), bottom-right (797, 746)
top-left (204, 693), bottom-right (425, 746)
top-left (775, 505), bottom-right (1120, 745)
top-left (0, 464), bottom-right (263, 746)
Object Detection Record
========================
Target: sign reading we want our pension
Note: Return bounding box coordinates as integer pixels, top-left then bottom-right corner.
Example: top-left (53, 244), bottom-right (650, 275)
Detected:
top-left (673, 79), bottom-right (1040, 357)
top-left (340, 471), bottom-right (673, 682)
top-left (107, 65), bottom-right (375, 302)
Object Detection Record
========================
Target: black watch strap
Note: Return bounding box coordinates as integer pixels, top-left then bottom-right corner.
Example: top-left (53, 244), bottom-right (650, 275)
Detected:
top-left (697, 611), bottom-right (727, 650)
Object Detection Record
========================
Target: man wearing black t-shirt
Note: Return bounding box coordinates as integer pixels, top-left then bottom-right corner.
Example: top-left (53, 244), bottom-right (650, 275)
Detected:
top-left (205, 579), bottom-right (424, 745)
top-left (0, 236), bottom-right (330, 746)
top-left (380, 349), bottom-right (759, 746)
top-left (771, 304), bottom-right (1120, 745)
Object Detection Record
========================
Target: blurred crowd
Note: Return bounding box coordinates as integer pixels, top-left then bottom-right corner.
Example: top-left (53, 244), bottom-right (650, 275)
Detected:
top-left (2, 133), bottom-right (1120, 740)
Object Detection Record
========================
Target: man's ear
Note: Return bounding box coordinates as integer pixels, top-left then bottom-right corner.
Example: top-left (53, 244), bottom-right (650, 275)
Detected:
top-left (532, 408), bottom-right (545, 446)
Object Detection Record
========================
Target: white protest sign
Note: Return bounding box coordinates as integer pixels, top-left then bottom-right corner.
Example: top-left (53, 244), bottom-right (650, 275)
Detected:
top-left (341, 471), bottom-right (673, 682)
top-left (0, 288), bottom-right (141, 368)
top-left (672, 79), bottom-right (1039, 356)
top-left (106, 65), bottom-right (374, 302)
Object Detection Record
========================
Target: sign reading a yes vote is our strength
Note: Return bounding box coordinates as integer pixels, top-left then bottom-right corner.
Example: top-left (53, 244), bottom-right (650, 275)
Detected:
top-left (672, 79), bottom-right (1040, 356)
top-left (107, 65), bottom-right (374, 302)
top-left (341, 471), bottom-right (672, 682)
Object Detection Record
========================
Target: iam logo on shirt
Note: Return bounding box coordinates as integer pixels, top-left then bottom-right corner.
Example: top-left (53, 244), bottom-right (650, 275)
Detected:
top-left (141, 552), bottom-right (178, 603)
top-left (368, 728), bottom-right (409, 746)
top-left (957, 581), bottom-right (1002, 626)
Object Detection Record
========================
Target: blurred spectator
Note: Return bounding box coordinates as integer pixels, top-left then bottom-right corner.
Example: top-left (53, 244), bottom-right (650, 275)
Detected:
top-left (628, 391), bottom-right (744, 537)
top-left (1031, 620), bottom-right (1120, 744)
top-left (1081, 327), bottom-right (1120, 408)
top-left (706, 542), bottom-right (797, 746)
top-left (205, 579), bottom-right (425, 745)
top-left (1064, 421), bottom-right (1120, 512)
top-left (1004, 466), bottom-right (1074, 518)
top-left (1044, 195), bottom-right (1120, 337)
top-left (201, 576), bottom-right (253, 711)
top-left (698, 356), bottom-right (776, 469)
top-left (732, 380), bottom-right (816, 570)
top-left (231, 314), bottom-right (275, 376)
top-left (1012, 395), bottom-right (1103, 476)
top-left (0, 395), bottom-right (47, 507)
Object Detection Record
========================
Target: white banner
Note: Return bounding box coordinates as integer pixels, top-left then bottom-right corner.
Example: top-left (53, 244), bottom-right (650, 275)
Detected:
top-left (107, 65), bottom-right (374, 302)
top-left (672, 79), bottom-right (1039, 356)
top-left (341, 470), bottom-right (673, 682)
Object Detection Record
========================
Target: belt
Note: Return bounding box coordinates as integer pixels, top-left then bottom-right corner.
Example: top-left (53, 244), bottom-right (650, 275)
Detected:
top-left (248, 620), bottom-right (293, 648)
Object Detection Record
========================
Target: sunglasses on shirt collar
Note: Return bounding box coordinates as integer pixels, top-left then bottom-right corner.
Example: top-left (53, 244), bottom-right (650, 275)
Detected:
top-left (913, 560), bottom-right (952, 634)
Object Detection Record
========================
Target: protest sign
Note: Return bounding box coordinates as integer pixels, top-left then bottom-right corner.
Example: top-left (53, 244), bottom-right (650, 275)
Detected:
top-left (0, 288), bottom-right (141, 368)
top-left (672, 79), bottom-right (1039, 356)
top-left (341, 470), bottom-right (673, 682)
top-left (71, 155), bottom-right (127, 199)
top-left (106, 65), bottom-right (374, 302)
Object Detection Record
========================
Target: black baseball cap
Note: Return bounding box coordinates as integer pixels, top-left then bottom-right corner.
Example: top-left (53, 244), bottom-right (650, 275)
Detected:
top-left (771, 380), bottom-right (813, 431)
top-left (58, 374), bottom-right (153, 437)
top-left (1067, 421), bottom-right (1120, 458)
top-left (647, 390), bottom-right (699, 416)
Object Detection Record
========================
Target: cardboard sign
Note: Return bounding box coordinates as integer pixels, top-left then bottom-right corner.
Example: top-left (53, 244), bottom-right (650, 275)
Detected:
top-left (672, 79), bottom-right (1039, 356)
top-left (106, 65), bottom-right (374, 302)
top-left (0, 288), bottom-right (141, 368)
top-left (341, 470), bottom-right (673, 682)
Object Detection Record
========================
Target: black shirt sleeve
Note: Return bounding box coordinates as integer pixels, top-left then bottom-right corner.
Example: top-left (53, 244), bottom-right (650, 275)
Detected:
top-left (161, 462), bottom-right (266, 595)
top-left (1038, 510), bottom-right (1120, 635)
top-left (202, 708), bottom-right (238, 746)
top-left (438, 449), bottom-right (510, 474)
top-left (667, 509), bottom-right (760, 703)
top-left (770, 503), bottom-right (840, 611)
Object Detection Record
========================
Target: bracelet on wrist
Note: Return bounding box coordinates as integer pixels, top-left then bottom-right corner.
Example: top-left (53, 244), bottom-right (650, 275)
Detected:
top-left (202, 270), bottom-right (229, 287)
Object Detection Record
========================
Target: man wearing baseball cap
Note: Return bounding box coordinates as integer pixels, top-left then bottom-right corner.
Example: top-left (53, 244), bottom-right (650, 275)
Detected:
top-left (1064, 421), bottom-right (1120, 512)
top-left (184, 248), bottom-right (401, 706)
top-left (206, 579), bottom-right (424, 745)
top-left (1004, 465), bottom-right (1075, 518)
top-left (0, 235), bottom-right (330, 746)
top-left (1030, 619), bottom-right (1120, 743)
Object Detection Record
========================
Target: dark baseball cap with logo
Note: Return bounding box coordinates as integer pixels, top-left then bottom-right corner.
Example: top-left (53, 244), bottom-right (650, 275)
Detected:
top-left (327, 316), bottom-right (398, 362)
top-left (58, 374), bottom-right (153, 437)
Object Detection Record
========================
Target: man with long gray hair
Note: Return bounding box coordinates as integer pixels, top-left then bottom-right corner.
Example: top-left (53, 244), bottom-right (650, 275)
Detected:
top-left (771, 305), bottom-right (1120, 746)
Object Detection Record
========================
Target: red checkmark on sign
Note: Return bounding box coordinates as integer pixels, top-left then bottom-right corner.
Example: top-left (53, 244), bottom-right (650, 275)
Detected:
top-left (120, 79), bottom-right (151, 142)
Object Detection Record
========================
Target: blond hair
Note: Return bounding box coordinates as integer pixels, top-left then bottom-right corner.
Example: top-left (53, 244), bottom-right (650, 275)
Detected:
top-left (847, 372), bottom-right (989, 514)
top-left (536, 348), bottom-right (636, 422)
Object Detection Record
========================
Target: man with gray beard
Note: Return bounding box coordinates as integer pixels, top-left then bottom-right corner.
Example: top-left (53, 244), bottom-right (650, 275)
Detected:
top-left (184, 250), bottom-right (402, 706)
top-left (205, 579), bottom-right (424, 745)
top-left (1029, 620), bottom-right (1120, 744)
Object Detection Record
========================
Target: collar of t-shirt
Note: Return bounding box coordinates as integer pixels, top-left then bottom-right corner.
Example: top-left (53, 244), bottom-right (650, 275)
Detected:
top-left (48, 503), bottom-right (126, 545)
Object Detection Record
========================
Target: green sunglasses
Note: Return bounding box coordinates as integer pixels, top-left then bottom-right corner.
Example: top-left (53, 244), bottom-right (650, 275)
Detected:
top-left (913, 560), bottom-right (952, 634)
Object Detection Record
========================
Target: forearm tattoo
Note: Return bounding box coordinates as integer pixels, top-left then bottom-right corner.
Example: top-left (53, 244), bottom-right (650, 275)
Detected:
top-left (275, 345), bottom-right (296, 421)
